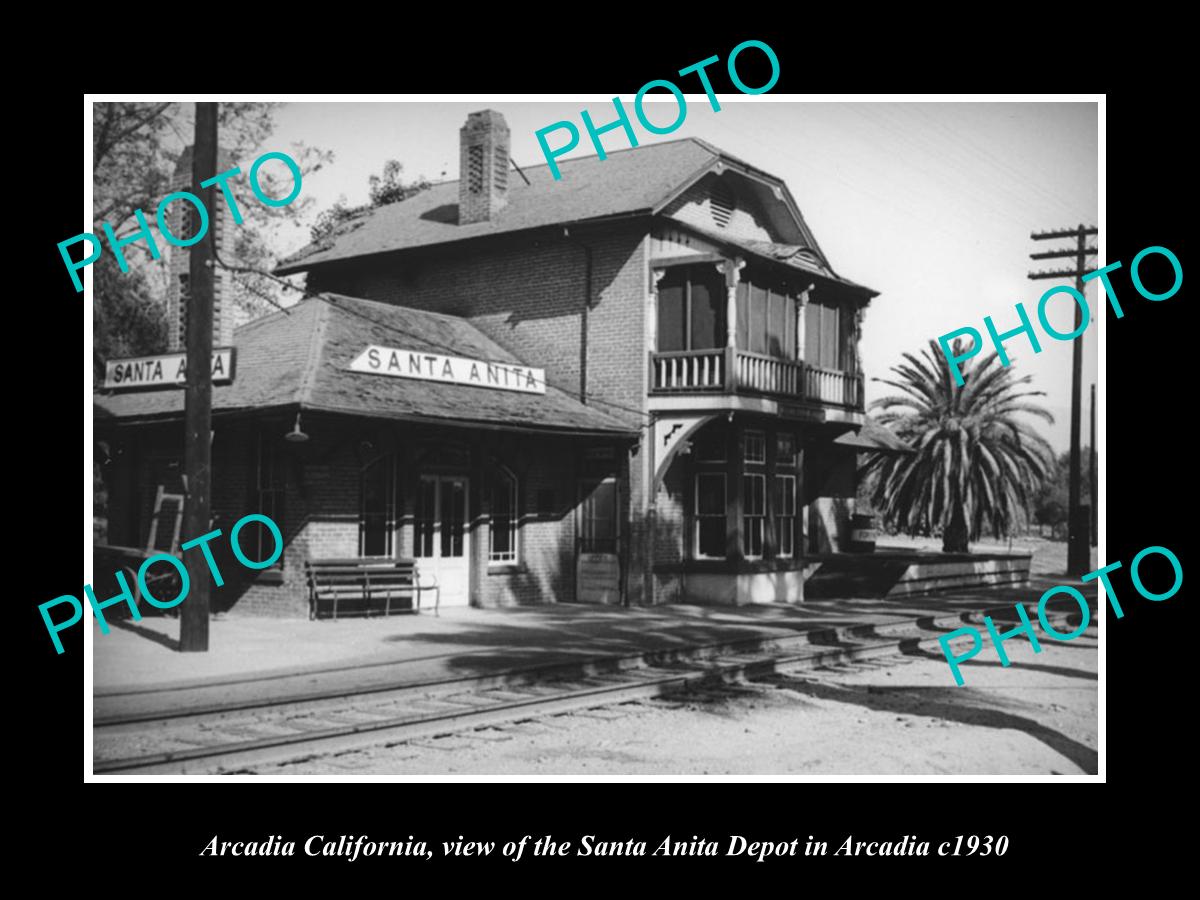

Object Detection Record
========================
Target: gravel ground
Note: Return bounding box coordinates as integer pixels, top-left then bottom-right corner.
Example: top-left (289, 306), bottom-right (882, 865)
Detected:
top-left (260, 625), bottom-right (1098, 776)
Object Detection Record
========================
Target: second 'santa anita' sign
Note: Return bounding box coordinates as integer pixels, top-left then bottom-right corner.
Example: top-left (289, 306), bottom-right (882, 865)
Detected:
top-left (349, 345), bottom-right (546, 395)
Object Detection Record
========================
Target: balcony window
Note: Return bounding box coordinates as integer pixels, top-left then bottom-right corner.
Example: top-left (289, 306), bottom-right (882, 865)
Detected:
top-left (657, 265), bottom-right (727, 352)
top-left (805, 301), bottom-right (843, 369)
top-left (736, 277), bottom-right (798, 360)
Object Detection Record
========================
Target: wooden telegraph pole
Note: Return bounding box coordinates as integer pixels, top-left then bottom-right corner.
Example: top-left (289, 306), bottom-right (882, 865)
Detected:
top-left (1091, 382), bottom-right (1098, 547)
top-left (1028, 224), bottom-right (1097, 577)
top-left (180, 103), bottom-right (218, 652)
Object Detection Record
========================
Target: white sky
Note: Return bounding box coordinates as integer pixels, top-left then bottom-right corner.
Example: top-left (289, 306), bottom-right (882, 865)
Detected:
top-left (268, 100), bottom-right (1099, 452)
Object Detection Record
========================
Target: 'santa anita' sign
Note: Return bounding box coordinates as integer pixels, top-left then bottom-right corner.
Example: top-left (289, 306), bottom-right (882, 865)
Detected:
top-left (349, 345), bottom-right (546, 395)
top-left (104, 349), bottom-right (235, 390)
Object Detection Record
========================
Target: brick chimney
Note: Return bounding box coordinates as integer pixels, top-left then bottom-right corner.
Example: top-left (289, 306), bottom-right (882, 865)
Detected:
top-left (459, 110), bottom-right (510, 224)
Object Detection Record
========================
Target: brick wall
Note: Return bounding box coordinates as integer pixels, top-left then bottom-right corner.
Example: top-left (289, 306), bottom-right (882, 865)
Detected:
top-left (306, 224), bottom-right (649, 429)
top-left (98, 416), bottom-right (600, 617)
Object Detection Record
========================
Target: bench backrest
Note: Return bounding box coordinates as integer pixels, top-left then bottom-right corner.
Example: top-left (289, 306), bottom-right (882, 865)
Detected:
top-left (307, 558), bottom-right (418, 580)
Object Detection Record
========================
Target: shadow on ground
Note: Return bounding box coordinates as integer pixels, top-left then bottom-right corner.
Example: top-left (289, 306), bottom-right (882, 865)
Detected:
top-left (763, 671), bottom-right (1098, 774)
top-left (111, 618), bottom-right (179, 651)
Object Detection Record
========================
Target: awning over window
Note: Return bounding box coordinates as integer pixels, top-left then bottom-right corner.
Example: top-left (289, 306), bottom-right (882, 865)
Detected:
top-left (834, 417), bottom-right (913, 454)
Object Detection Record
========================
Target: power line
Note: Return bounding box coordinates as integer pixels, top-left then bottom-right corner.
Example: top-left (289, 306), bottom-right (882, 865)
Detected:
top-left (1028, 223), bottom-right (1097, 578)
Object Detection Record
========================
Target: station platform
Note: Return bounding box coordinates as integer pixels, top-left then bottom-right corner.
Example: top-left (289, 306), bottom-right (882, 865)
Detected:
top-left (93, 574), bottom-right (1098, 721)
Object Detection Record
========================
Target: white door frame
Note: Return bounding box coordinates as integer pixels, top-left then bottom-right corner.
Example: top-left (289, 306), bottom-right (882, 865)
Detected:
top-left (416, 473), bottom-right (470, 606)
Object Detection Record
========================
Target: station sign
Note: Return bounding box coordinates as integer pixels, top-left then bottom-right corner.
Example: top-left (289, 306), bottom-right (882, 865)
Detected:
top-left (349, 345), bottom-right (546, 395)
top-left (104, 348), bottom-right (236, 390)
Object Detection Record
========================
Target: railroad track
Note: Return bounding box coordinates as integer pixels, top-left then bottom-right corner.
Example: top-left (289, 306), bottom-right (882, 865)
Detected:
top-left (93, 606), bottom-right (1089, 775)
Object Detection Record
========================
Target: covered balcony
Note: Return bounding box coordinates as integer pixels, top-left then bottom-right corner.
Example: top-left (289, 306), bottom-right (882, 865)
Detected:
top-left (647, 258), bottom-right (865, 412)
top-left (649, 347), bottom-right (863, 409)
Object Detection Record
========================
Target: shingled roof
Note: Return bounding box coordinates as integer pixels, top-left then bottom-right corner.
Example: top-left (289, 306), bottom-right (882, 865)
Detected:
top-left (274, 137), bottom-right (874, 295)
top-left (94, 294), bottom-right (639, 437)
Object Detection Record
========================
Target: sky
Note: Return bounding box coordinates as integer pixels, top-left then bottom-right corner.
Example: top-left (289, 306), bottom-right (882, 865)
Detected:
top-left (268, 99), bottom-right (1099, 452)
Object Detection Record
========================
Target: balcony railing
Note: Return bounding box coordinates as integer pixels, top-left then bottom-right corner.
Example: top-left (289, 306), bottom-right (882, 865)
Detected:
top-left (649, 347), bottom-right (863, 409)
top-left (650, 349), bottom-right (726, 392)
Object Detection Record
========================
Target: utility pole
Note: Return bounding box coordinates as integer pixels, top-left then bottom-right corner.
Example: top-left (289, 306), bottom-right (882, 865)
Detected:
top-left (1090, 383), bottom-right (1097, 547)
top-left (180, 103), bottom-right (218, 652)
top-left (1029, 224), bottom-right (1097, 577)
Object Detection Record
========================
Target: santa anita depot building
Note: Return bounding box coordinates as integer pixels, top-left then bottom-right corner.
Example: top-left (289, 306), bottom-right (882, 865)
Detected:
top-left (94, 110), bottom-right (918, 617)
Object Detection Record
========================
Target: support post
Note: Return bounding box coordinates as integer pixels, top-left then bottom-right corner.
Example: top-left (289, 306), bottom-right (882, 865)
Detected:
top-left (180, 102), bottom-right (217, 652)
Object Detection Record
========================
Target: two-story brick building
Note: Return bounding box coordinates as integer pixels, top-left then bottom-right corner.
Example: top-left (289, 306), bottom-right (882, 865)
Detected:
top-left (95, 109), bottom-right (903, 616)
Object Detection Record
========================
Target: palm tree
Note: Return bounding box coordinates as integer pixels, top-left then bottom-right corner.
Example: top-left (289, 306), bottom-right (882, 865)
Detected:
top-left (863, 338), bottom-right (1055, 553)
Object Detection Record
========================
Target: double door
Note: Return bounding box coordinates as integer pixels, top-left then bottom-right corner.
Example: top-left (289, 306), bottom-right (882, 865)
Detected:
top-left (415, 475), bottom-right (469, 607)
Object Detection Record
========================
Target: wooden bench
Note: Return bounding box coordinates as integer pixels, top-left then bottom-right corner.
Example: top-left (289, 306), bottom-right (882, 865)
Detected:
top-left (306, 558), bottom-right (439, 620)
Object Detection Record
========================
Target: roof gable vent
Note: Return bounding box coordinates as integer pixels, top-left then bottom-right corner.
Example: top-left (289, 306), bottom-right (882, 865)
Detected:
top-left (710, 181), bottom-right (735, 229)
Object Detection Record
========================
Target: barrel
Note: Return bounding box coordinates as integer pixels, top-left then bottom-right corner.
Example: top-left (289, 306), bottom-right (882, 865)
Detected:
top-left (849, 512), bottom-right (877, 552)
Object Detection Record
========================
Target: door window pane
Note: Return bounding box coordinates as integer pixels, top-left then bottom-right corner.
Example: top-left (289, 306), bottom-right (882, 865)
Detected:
top-left (581, 480), bottom-right (618, 554)
top-left (415, 479), bottom-right (435, 558)
top-left (441, 480), bottom-right (465, 558)
top-left (360, 455), bottom-right (395, 557)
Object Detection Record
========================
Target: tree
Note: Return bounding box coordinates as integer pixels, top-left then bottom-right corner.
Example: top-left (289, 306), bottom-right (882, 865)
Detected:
top-left (309, 160), bottom-right (431, 246)
top-left (91, 102), bottom-right (332, 368)
top-left (1032, 450), bottom-right (1093, 537)
top-left (862, 338), bottom-right (1056, 553)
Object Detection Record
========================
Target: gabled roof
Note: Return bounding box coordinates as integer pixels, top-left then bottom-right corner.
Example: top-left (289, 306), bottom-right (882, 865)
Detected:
top-left (277, 139), bottom-right (723, 275)
top-left (94, 294), bottom-right (639, 437)
top-left (274, 137), bottom-right (872, 298)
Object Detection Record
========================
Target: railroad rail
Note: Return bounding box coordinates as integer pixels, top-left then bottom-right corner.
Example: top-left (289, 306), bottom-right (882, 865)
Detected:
top-left (93, 605), bottom-right (1089, 775)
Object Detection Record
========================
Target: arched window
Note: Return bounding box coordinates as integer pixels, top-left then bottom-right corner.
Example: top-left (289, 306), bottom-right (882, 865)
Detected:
top-left (360, 454), bottom-right (397, 557)
top-left (489, 464), bottom-right (519, 565)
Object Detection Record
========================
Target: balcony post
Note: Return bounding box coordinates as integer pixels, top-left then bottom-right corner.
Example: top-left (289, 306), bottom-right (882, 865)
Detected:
top-left (721, 257), bottom-right (746, 349)
top-left (796, 284), bottom-right (812, 361)
top-left (648, 268), bottom-right (666, 354)
top-left (797, 285), bottom-right (812, 400)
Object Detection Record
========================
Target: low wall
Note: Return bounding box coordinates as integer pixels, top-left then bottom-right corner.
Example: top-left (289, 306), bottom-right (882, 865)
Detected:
top-left (884, 554), bottom-right (1032, 598)
top-left (685, 570), bottom-right (810, 606)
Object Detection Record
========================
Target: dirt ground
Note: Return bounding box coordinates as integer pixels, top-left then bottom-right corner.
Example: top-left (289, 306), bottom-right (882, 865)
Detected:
top-left (263, 625), bottom-right (1098, 777)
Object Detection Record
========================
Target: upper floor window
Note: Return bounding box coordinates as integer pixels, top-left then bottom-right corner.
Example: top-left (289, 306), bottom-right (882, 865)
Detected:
top-left (805, 301), bottom-right (843, 370)
top-left (736, 276), bottom-right (798, 360)
top-left (657, 265), bottom-right (727, 352)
